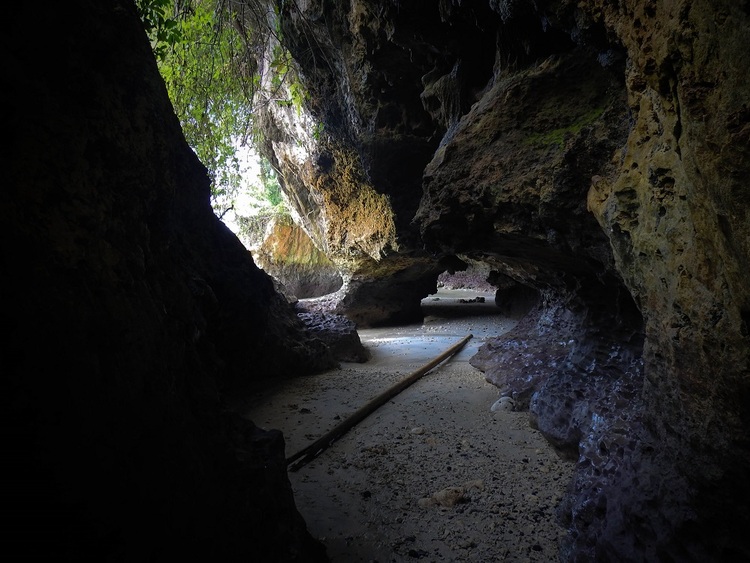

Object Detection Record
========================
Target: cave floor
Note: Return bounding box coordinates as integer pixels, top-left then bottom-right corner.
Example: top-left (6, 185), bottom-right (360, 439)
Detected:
top-left (245, 289), bottom-right (574, 562)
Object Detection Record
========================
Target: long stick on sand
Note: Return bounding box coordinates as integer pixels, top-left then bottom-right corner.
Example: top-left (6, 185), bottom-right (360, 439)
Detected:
top-left (286, 333), bottom-right (473, 472)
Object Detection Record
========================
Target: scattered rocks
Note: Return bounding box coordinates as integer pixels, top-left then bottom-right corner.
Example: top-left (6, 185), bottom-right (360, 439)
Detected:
top-left (458, 296), bottom-right (486, 303)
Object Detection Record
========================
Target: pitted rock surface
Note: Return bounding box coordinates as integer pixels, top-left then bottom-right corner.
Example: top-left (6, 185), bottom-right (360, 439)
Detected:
top-left (265, 1), bottom-right (750, 559)
top-left (297, 311), bottom-right (370, 363)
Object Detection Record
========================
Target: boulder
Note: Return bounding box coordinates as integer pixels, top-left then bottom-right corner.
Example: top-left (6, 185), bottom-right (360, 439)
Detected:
top-left (297, 311), bottom-right (371, 363)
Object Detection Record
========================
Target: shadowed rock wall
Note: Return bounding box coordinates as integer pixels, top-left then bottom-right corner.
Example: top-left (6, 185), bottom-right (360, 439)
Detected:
top-left (19, 0), bottom-right (744, 560)
top-left (3, 1), bottom-right (330, 559)
top-left (575, 1), bottom-right (750, 559)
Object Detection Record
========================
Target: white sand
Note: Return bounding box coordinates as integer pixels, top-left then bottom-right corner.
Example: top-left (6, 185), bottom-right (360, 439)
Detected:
top-left (245, 290), bottom-right (574, 562)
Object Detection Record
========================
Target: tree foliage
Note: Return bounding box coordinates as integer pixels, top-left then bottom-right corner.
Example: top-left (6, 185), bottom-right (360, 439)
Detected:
top-left (136, 0), bottom-right (255, 214)
top-left (134, 0), bottom-right (183, 61)
top-left (136, 0), bottom-right (297, 217)
top-left (259, 157), bottom-right (283, 207)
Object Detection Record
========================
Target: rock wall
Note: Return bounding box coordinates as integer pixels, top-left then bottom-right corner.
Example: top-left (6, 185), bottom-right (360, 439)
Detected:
top-left (264, 0), bottom-right (750, 560)
top-left (253, 1), bottom-right (465, 326)
top-left (577, 1), bottom-right (750, 559)
top-left (254, 214), bottom-right (343, 298)
top-left (3, 1), bottom-right (330, 559)
top-left (259, 93), bottom-right (437, 324)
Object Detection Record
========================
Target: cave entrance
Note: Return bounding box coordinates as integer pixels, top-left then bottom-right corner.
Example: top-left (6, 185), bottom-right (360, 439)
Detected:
top-left (421, 267), bottom-right (538, 326)
top-left (212, 148), bottom-right (345, 299)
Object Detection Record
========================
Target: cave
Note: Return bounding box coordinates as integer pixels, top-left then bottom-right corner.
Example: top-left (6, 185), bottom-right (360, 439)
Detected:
top-left (4, 1), bottom-right (749, 562)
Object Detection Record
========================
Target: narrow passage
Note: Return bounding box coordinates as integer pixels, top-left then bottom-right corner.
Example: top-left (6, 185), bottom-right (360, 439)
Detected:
top-left (245, 289), bottom-right (574, 562)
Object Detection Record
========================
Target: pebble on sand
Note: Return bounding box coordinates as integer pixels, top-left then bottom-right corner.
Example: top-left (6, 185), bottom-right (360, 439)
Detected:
top-left (490, 396), bottom-right (516, 412)
top-left (418, 480), bottom-right (485, 508)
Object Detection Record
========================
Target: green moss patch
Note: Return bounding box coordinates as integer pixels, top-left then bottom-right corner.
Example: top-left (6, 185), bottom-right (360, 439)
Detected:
top-left (525, 107), bottom-right (605, 148)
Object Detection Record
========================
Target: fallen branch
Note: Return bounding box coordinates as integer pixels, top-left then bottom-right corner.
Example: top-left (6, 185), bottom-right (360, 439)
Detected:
top-left (286, 333), bottom-right (473, 472)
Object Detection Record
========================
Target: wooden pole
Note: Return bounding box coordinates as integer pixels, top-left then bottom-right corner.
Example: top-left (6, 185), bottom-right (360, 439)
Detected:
top-left (286, 333), bottom-right (473, 472)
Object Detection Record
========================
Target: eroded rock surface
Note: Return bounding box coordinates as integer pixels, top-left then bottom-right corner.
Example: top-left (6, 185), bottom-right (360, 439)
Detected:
top-left (253, 213), bottom-right (343, 299)
top-left (10, 0), bottom-right (749, 561)
top-left (260, 0), bottom-right (750, 560)
top-left (296, 311), bottom-right (371, 363)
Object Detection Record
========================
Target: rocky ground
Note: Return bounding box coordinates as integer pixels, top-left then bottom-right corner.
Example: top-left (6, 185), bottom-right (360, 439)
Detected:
top-left (244, 290), bottom-right (574, 562)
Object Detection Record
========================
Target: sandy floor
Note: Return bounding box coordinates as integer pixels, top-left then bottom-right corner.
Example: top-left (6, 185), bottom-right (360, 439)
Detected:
top-left (245, 289), bottom-right (574, 562)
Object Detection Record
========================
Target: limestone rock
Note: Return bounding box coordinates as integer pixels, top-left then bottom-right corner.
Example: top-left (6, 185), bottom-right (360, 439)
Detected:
top-left (297, 311), bottom-right (371, 363)
top-left (23, 1), bottom-right (746, 561)
top-left (253, 213), bottom-right (343, 299)
top-left (419, 480), bottom-right (485, 509)
top-left (490, 396), bottom-right (516, 413)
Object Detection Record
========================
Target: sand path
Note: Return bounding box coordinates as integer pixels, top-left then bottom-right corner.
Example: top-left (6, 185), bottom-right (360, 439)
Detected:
top-left (245, 289), bottom-right (574, 562)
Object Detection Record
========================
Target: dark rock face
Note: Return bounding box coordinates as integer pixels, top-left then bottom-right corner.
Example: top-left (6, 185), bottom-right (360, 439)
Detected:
top-left (3, 1), bottom-right (329, 560)
top-left (574, 2), bottom-right (750, 559)
top-left (417, 50), bottom-right (628, 272)
top-left (334, 256), bottom-right (445, 327)
top-left (292, 255), bottom-right (446, 328)
top-left (297, 312), bottom-right (371, 363)
top-left (266, 0), bottom-right (750, 560)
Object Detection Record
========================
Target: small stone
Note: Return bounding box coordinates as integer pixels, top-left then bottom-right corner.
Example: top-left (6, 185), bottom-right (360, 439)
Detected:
top-left (417, 497), bottom-right (436, 508)
top-left (432, 486), bottom-right (466, 507)
top-left (411, 427), bottom-right (425, 435)
top-left (490, 396), bottom-right (516, 412)
top-left (463, 479), bottom-right (484, 491)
